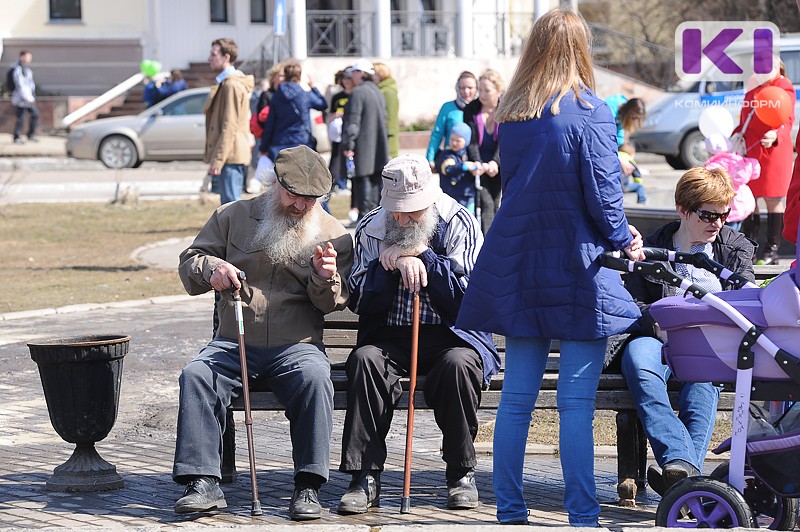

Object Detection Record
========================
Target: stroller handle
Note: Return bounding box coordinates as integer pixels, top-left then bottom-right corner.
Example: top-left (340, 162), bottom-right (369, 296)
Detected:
top-left (600, 248), bottom-right (757, 290)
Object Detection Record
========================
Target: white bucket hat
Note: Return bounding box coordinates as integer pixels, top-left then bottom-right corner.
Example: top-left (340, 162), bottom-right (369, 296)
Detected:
top-left (380, 154), bottom-right (441, 213)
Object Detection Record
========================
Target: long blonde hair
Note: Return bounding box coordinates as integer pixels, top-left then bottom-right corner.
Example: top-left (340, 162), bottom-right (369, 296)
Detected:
top-left (496, 8), bottom-right (595, 123)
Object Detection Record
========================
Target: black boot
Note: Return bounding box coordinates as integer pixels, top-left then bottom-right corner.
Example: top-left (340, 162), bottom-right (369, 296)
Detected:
top-left (174, 476), bottom-right (227, 514)
top-left (758, 213), bottom-right (783, 265)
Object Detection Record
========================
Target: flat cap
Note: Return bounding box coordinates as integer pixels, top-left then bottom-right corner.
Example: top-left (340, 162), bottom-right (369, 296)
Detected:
top-left (274, 145), bottom-right (332, 197)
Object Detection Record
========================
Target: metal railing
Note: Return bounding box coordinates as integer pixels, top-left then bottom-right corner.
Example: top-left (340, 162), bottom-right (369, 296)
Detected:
top-left (307, 10), bottom-right (375, 57)
top-left (390, 11), bottom-right (458, 57)
top-left (238, 32), bottom-right (292, 80)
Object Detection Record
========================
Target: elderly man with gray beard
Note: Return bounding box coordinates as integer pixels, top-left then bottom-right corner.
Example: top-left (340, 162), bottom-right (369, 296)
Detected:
top-left (174, 145), bottom-right (353, 520)
top-left (337, 154), bottom-right (500, 514)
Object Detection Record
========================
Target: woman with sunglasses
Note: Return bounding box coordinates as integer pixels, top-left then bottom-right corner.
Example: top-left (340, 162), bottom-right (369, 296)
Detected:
top-left (617, 166), bottom-right (755, 496)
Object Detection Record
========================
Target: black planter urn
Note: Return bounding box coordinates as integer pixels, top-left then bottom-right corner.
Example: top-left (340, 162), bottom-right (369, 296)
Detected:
top-left (27, 334), bottom-right (129, 492)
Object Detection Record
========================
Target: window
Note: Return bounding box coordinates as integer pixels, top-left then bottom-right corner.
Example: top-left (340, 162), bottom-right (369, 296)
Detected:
top-left (251, 0), bottom-right (267, 23)
top-left (210, 0), bottom-right (228, 23)
top-left (49, 0), bottom-right (81, 20)
top-left (162, 94), bottom-right (207, 116)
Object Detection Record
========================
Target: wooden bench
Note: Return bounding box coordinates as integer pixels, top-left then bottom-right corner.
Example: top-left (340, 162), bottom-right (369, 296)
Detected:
top-left (225, 264), bottom-right (783, 507)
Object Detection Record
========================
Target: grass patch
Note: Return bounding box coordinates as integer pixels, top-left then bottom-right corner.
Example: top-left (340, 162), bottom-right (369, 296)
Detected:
top-left (477, 409), bottom-right (733, 448)
top-left (0, 193), bottom-right (351, 313)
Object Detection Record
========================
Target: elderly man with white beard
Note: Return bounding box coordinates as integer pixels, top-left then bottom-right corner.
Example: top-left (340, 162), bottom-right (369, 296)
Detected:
top-left (174, 145), bottom-right (353, 520)
top-left (337, 154), bottom-right (500, 514)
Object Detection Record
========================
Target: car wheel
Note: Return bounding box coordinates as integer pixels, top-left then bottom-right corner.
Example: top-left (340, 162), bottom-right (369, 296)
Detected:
top-left (665, 154), bottom-right (687, 170)
top-left (679, 129), bottom-right (708, 168)
top-left (99, 135), bottom-right (138, 169)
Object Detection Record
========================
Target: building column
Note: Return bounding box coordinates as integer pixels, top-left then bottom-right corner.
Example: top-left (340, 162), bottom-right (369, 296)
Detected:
top-left (456, 0), bottom-right (473, 57)
top-left (289, 0), bottom-right (307, 60)
top-left (375, 0), bottom-right (392, 58)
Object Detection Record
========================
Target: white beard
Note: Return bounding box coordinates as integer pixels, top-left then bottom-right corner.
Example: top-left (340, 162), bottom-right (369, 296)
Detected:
top-left (252, 190), bottom-right (322, 264)
top-left (384, 206), bottom-right (438, 251)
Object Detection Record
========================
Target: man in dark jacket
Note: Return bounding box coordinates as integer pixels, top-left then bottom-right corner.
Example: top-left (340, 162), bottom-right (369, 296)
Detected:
top-left (337, 154), bottom-right (499, 514)
top-left (341, 58), bottom-right (390, 221)
top-left (619, 167), bottom-right (755, 495)
top-left (259, 60), bottom-right (327, 161)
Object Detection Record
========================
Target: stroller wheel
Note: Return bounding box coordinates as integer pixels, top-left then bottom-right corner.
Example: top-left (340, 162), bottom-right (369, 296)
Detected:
top-left (711, 461), bottom-right (799, 530)
top-left (655, 476), bottom-right (756, 528)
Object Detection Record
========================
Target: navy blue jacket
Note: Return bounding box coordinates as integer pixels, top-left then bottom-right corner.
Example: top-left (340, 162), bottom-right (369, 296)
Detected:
top-left (348, 194), bottom-right (500, 384)
top-left (457, 89), bottom-right (640, 340)
top-left (259, 81), bottom-right (327, 160)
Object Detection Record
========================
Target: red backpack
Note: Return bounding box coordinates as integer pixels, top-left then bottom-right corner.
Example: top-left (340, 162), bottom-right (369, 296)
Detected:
top-left (249, 105), bottom-right (270, 137)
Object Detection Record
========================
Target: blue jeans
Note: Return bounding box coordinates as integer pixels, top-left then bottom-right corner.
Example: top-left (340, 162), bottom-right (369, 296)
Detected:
top-left (219, 163), bottom-right (245, 205)
top-left (620, 336), bottom-right (719, 471)
top-left (623, 177), bottom-right (647, 204)
top-left (14, 104), bottom-right (39, 139)
top-left (494, 336), bottom-right (606, 527)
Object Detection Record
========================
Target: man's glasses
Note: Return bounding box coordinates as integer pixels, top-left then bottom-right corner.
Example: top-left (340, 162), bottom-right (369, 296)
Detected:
top-left (694, 209), bottom-right (731, 223)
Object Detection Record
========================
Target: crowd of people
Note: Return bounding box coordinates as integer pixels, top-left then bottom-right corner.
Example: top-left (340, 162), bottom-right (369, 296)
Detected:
top-left (171, 8), bottom-right (800, 525)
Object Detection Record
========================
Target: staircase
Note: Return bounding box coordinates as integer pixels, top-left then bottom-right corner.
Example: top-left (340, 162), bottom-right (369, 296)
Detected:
top-left (95, 62), bottom-right (219, 120)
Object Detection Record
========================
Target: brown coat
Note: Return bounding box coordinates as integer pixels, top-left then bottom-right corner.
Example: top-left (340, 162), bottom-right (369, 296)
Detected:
top-left (178, 194), bottom-right (354, 348)
top-left (204, 72), bottom-right (255, 168)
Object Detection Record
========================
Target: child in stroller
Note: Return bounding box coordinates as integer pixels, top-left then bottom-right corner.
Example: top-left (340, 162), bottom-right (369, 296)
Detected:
top-left (603, 223), bottom-right (800, 528)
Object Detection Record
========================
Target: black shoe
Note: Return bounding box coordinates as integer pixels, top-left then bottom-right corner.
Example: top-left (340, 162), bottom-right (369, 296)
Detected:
top-left (174, 476), bottom-right (226, 514)
top-left (757, 244), bottom-right (780, 266)
top-left (663, 459), bottom-right (700, 489)
top-left (447, 469), bottom-right (479, 509)
top-left (647, 464), bottom-right (667, 496)
top-left (337, 471), bottom-right (380, 514)
top-left (289, 486), bottom-right (321, 521)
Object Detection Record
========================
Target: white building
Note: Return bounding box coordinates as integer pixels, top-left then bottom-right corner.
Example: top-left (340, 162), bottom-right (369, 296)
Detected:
top-left (2, 1), bottom-right (654, 126)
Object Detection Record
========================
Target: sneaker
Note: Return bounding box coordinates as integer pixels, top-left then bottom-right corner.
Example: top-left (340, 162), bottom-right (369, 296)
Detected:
top-left (27, 135), bottom-right (39, 143)
top-left (174, 476), bottom-right (226, 514)
top-left (13, 138), bottom-right (24, 145)
top-left (289, 486), bottom-right (322, 520)
top-left (337, 471), bottom-right (380, 514)
top-left (447, 469), bottom-right (479, 510)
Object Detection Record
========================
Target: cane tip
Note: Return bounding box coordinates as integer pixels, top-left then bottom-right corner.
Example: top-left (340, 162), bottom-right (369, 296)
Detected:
top-left (251, 501), bottom-right (263, 516)
top-left (400, 497), bottom-right (410, 513)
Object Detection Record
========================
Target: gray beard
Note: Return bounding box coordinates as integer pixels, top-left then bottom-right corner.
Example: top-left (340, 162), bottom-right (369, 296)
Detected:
top-left (383, 206), bottom-right (438, 251)
top-left (252, 191), bottom-right (322, 264)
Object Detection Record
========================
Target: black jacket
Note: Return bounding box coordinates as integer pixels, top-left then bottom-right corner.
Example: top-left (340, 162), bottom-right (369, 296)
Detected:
top-left (625, 221), bottom-right (756, 337)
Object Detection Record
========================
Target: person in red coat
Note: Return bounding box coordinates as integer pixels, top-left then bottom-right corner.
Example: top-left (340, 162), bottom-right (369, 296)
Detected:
top-left (735, 64), bottom-right (796, 265)
top-left (784, 129), bottom-right (800, 248)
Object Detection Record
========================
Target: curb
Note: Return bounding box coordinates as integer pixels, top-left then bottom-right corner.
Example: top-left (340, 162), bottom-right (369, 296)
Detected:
top-left (0, 292), bottom-right (213, 321)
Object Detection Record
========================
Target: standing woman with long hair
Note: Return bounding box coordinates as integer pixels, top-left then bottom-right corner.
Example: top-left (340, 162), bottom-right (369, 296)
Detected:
top-left (426, 71), bottom-right (479, 167)
top-left (463, 69), bottom-right (504, 232)
top-left (456, 9), bottom-right (643, 526)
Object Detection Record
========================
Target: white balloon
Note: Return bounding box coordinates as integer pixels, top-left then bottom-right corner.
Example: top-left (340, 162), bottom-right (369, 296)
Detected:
top-left (698, 106), bottom-right (735, 138)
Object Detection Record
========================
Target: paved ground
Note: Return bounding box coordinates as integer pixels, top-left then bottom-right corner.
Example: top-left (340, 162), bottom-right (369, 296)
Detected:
top-left (0, 133), bottom-right (792, 530)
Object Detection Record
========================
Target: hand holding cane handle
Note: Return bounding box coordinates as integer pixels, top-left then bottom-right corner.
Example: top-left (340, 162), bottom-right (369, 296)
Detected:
top-left (232, 271), bottom-right (263, 516)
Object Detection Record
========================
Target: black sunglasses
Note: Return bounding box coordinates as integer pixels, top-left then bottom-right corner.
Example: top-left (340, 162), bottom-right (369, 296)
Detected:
top-left (694, 209), bottom-right (731, 223)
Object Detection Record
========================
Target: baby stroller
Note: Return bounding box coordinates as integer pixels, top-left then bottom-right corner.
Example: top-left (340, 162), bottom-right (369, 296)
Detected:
top-left (602, 239), bottom-right (800, 529)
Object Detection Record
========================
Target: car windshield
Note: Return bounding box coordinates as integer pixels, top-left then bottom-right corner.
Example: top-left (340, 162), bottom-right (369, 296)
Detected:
top-left (141, 92), bottom-right (208, 117)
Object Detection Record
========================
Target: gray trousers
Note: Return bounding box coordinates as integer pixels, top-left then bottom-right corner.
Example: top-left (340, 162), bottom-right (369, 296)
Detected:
top-left (173, 339), bottom-right (333, 484)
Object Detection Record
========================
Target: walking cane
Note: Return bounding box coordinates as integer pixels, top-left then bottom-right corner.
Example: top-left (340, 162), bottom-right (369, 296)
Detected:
top-left (400, 291), bottom-right (421, 514)
top-left (232, 271), bottom-right (263, 516)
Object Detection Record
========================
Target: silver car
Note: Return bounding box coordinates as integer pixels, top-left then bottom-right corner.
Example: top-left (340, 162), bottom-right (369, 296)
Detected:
top-left (67, 87), bottom-right (211, 169)
top-left (631, 36), bottom-right (800, 169)
top-left (67, 86), bottom-right (331, 169)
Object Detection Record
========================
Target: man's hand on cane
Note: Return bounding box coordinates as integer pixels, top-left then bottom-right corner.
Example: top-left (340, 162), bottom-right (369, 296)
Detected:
top-left (396, 256), bottom-right (427, 293)
top-left (210, 262), bottom-right (244, 291)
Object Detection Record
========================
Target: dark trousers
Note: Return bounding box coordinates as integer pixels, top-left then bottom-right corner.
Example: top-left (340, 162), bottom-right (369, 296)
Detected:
top-left (173, 339), bottom-right (333, 484)
top-left (353, 172), bottom-right (383, 219)
top-left (14, 104), bottom-right (39, 139)
top-left (479, 176), bottom-right (501, 234)
top-left (340, 325), bottom-right (483, 480)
